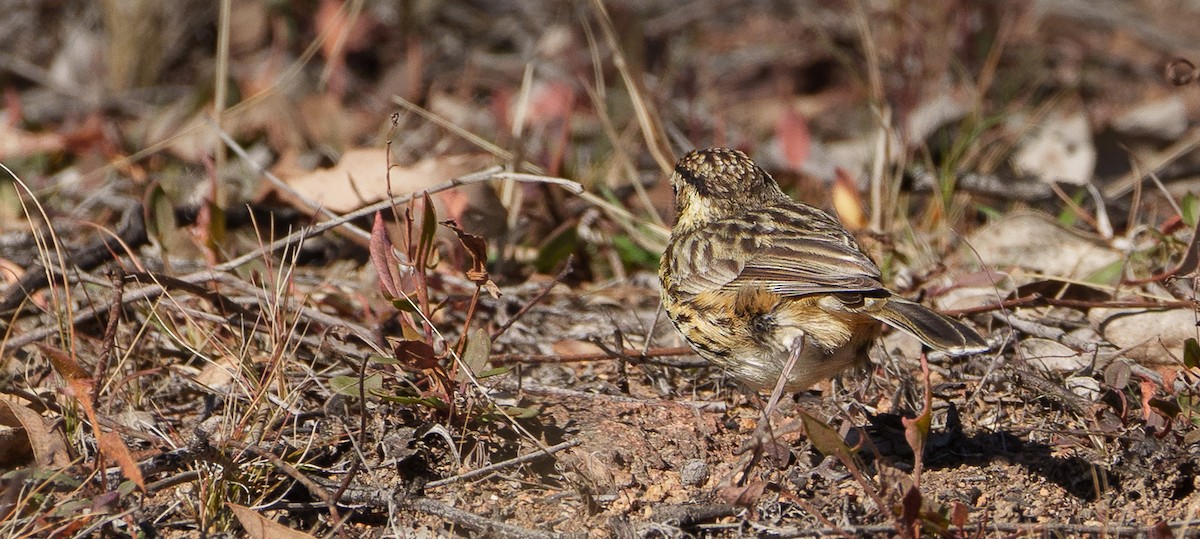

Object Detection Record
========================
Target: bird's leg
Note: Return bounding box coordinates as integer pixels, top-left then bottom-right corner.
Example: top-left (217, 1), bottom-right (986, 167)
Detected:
top-left (735, 334), bottom-right (804, 483)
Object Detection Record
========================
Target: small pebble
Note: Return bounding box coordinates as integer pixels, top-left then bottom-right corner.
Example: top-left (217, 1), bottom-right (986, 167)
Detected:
top-left (680, 459), bottom-right (708, 486)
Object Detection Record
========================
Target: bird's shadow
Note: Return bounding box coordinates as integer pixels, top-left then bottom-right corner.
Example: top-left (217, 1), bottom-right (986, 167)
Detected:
top-left (844, 404), bottom-right (1117, 501)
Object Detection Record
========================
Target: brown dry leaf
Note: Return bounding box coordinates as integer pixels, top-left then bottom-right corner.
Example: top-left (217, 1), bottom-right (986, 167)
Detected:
top-left (297, 93), bottom-right (372, 150)
top-left (441, 219), bottom-right (490, 285)
top-left (717, 479), bottom-right (768, 508)
top-left (193, 356), bottom-right (240, 391)
top-left (277, 150), bottom-right (490, 213)
top-left (229, 503), bottom-right (317, 539)
top-left (97, 430), bottom-right (145, 491)
top-left (0, 400), bottom-right (70, 468)
top-left (39, 343), bottom-right (145, 490)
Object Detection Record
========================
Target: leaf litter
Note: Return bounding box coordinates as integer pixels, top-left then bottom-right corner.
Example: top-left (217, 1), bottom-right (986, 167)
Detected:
top-left (2, 1), bottom-right (1200, 537)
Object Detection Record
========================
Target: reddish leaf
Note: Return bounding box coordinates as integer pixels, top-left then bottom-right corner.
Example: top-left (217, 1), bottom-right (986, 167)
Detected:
top-left (951, 501), bottom-right (969, 529)
top-left (717, 479), bottom-right (768, 508)
top-left (370, 212), bottom-right (400, 299)
top-left (1140, 379), bottom-right (1158, 422)
top-left (394, 340), bottom-right (439, 371)
top-left (902, 353), bottom-right (934, 487)
top-left (900, 485), bottom-right (923, 533)
top-left (38, 344), bottom-right (144, 490)
top-left (98, 431), bottom-right (145, 491)
top-left (776, 107), bottom-right (811, 170)
top-left (528, 81), bottom-right (576, 127)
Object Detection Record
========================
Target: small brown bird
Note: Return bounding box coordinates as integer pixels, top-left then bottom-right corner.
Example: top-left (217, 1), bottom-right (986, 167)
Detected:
top-left (659, 148), bottom-right (986, 420)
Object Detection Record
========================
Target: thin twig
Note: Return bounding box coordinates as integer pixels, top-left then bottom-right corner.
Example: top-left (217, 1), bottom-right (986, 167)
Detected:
top-left (490, 345), bottom-right (701, 367)
top-left (491, 257), bottom-right (575, 340)
top-left (93, 269), bottom-right (124, 407)
top-left (426, 439), bottom-right (581, 489)
top-left (940, 294), bottom-right (1196, 317)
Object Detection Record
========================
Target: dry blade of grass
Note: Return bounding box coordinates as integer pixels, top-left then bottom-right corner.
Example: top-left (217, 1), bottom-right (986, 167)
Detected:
top-left (1, 164), bottom-right (74, 349)
top-left (391, 94), bottom-right (670, 250)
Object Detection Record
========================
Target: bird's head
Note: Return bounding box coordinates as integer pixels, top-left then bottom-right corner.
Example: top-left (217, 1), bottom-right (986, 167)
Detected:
top-left (669, 148), bottom-right (785, 229)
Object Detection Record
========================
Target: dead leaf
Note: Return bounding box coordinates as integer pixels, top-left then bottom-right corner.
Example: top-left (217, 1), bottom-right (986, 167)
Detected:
top-left (395, 340), bottom-right (439, 372)
top-left (441, 219), bottom-right (491, 286)
top-left (0, 122), bottom-right (65, 160)
top-left (1090, 308), bottom-right (1196, 366)
top-left (97, 431), bottom-right (145, 491)
top-left (832, 167), bottom-right (865, 230)
top-left (193, 356), bottom-right (240, 391)
top-left (1020, 338), bottom-right (1089, 373)
top-left (39, 344), bottom-right (145, 490)
top-left (717, 479), bottom-right (768, 508)
top-left (0, 401), bottom-right (70, 468)
top-left (965, 211), bottom-right (1121, 279)
top-left (229, 503), bottom-right (317, 539)
top-left (1111, 95), bottom-right (1187, 139)
top-left (277, 150), bottom-right (490, 213)
top-left (775, 107), bottom-right (811, 171)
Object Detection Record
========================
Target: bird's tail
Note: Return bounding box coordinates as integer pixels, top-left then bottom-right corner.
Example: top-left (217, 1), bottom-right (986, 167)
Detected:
top-left (870, 298), bottom-right (988, 356)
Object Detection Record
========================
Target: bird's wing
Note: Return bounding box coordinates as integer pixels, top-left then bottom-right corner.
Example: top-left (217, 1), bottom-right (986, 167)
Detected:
top-left (667, 208), bottom-right (885, 300)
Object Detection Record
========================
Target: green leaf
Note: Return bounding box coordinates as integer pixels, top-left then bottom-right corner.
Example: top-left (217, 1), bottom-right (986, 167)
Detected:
top-left (1083, 258), bottom-right (1124, 286)
top-left (534, 226), bottom-right (578, 274)
top-left (377, 395), bottom-right (449, 411)
top-left (973, 203), bottom-right (1002, 221)
top-left (391, 295), bottom-right (422, 313)
top-left (798, 410), bottom-right (853, 459)
top-left (1178, 394), bottom-right (1200, 427)
top-left (612, 234), bottom-right (660, 269)
top-left (330, 373), bottom-right (383, 397)
top-left (1182, 192), bottom-right (1199, 227)
top-left (1185, 338), bottom-right (1200, 369)
top-left (418, 192), bottom-right (438, 266)
top-left (369, 354), bottom-right (399, 365)
top-left (462, 328), bottom-right (491, 376)
top-left (1056, 189), bottom-right (1088, 227)
top-left (505, 405), bottom-right (541, 419)
top-left (477, 366), bottom-right (511, 378)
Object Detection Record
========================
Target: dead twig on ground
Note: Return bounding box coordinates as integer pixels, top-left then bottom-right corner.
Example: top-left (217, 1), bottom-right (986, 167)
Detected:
top-left (426, 439), bottom-right (581, 489)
